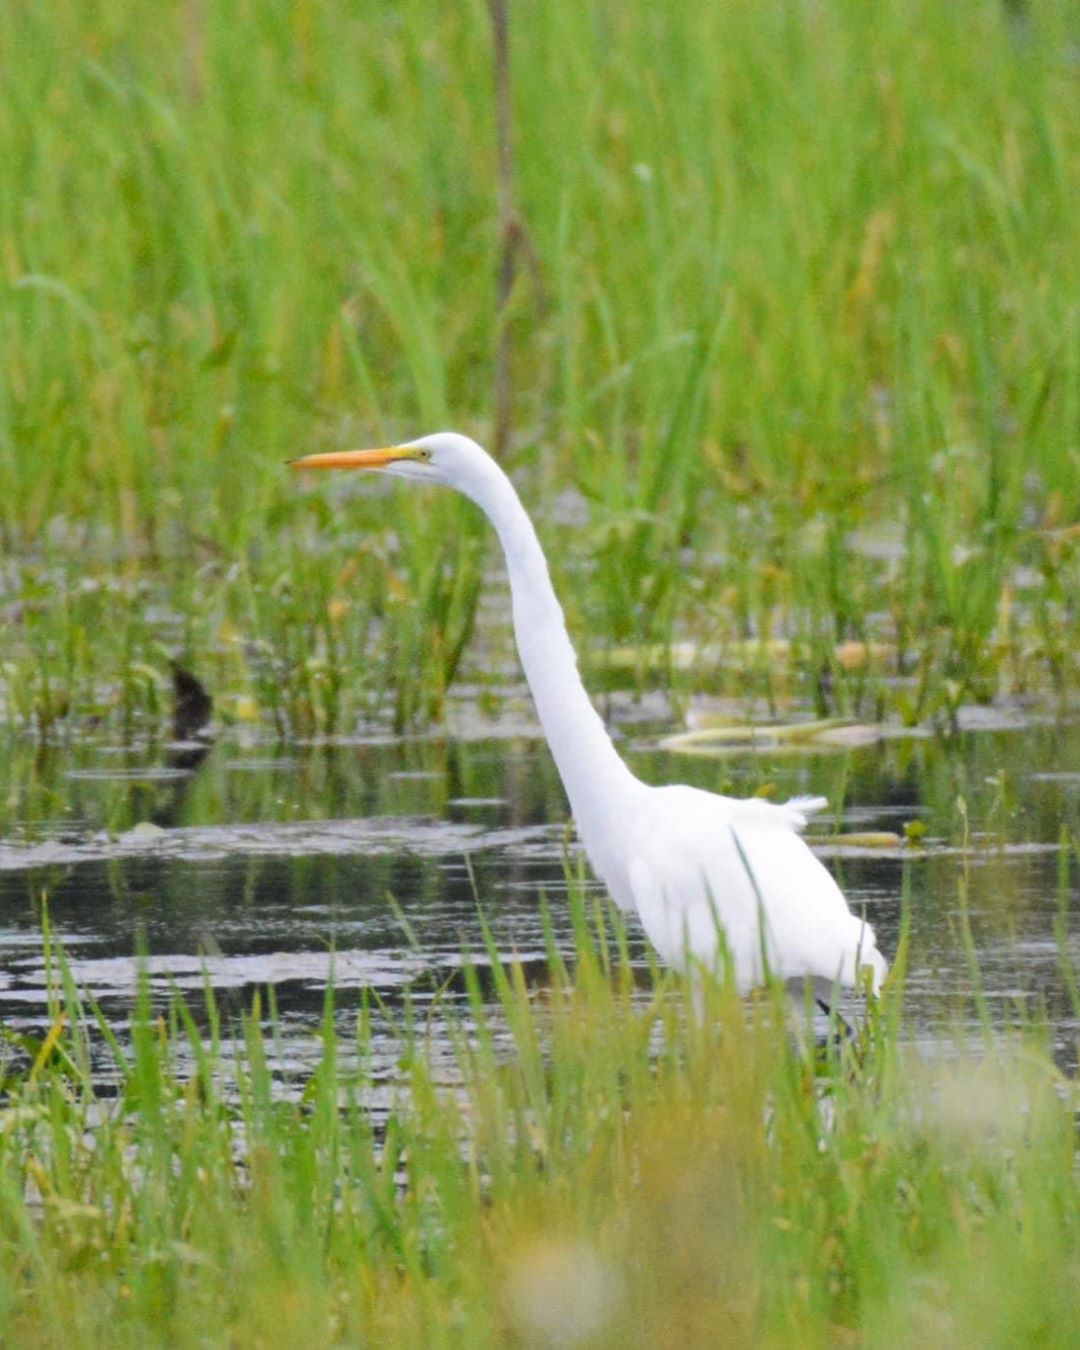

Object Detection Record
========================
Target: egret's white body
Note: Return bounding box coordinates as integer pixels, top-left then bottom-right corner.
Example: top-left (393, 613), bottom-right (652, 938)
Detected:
top-left (291, 432), bottom-right (887, 996)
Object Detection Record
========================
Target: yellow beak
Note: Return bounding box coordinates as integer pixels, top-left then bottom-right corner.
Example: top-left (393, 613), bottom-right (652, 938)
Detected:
top-left (287, 446), bottom-right (422, 471)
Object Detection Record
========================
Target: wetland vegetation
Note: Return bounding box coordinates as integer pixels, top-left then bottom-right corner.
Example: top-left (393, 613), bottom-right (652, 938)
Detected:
top-left (2, 0), bottom-right (1080, 1344)
top-left (0, 893), bottom-right (1076, 1347)
top-left (2, 0), bottom-right (1079, 734)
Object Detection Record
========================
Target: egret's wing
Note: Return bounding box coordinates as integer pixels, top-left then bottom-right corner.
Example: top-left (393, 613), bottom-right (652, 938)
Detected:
top-left (626, 847), bottom-right (762, 983)
top-left (714, 807), bottom-right (887, 989)
top-left (626, 786), bottom-right (886, 991)
top-left (626, 790), bottom-right (767, 983)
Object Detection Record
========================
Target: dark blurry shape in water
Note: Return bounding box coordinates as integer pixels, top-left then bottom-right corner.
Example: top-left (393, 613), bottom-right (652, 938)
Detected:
top-left (169, 661), bottom-right (214, 747)
top-left (164, 658), bottom-right (215, 810)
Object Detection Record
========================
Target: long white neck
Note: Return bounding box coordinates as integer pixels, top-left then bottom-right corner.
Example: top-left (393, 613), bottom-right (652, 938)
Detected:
top-left (461, 462), bottom-right (642, 836)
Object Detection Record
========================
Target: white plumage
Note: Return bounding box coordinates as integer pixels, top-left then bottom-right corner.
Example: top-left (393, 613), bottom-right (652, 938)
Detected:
top-left (291, 432), bottom-right (887, 997)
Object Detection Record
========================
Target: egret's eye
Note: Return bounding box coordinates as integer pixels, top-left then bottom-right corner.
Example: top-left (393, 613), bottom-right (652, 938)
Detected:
top-left (416, 448), bottom-right (433, 463)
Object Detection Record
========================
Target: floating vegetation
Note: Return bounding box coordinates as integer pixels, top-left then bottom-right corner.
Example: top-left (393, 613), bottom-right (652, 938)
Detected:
top-left (659, 716), bottom-right (867, 753)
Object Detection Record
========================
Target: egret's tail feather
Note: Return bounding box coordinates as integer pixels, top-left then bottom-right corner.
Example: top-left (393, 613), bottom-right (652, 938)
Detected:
top-left (781, 795), bottom-right (830, 831)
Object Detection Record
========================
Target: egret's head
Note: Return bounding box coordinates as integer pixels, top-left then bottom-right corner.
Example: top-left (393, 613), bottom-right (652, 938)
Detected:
top-left (289, 431), bottom-right (489, 493)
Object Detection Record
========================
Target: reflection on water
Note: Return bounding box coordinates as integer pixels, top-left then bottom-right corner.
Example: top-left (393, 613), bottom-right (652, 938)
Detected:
top-left (1, 709), bottom-right (1079, 1080)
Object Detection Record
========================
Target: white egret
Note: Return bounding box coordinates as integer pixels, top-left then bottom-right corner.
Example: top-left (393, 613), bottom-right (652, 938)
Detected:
top-left (290, 433), bottom-right (887, 1000)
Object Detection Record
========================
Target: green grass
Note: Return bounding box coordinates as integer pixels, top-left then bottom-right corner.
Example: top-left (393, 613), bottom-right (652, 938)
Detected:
top-left (1, 0), bottom-right (1079, 733)
top-left (0, 897), bottom-right (1076, 1347)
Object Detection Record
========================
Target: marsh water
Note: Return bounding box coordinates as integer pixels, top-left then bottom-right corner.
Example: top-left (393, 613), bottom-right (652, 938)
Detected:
top-left (2, 693), bottom-right (1080, 1085)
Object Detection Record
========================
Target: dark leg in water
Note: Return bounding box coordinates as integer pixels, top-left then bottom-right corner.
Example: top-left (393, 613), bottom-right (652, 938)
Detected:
top-left (815, 996), bottom-right (857, 1043)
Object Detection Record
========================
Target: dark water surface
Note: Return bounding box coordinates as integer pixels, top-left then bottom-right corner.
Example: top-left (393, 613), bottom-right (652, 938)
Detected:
top-left (2, 707), bottom-right (1080, 1079)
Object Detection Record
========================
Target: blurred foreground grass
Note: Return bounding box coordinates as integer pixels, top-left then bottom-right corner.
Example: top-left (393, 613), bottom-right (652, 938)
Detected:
top-left (1, 0), bottom-right (1079, 733)
top-left (0, 902), bottom-right (1077, 1347)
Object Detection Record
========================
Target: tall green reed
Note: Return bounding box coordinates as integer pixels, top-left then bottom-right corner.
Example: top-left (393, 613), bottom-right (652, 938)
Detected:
top-left (0, 870), bottom-right (1077, 1345)
top-left (2, 0), bottom-right (1078, 733)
